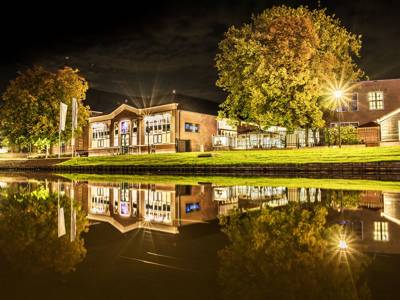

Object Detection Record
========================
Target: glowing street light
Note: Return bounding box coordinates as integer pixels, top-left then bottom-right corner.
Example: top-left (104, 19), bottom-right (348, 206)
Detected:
top-left (333, 89), bottom-right (343, 148)
top-left (333, 89), bottom-right (343, 99)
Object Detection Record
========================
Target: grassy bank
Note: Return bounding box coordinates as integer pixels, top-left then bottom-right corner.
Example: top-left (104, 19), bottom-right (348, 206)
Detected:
top-left (60, 146), bottom-right (400, 167)
top-left (60, 173), bottom-right (400, 192)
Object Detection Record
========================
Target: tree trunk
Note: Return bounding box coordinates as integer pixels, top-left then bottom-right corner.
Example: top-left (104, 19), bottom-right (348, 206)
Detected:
top-left (312, 129), bottom-right (317, 146)
top-left (45, 144), bottom-right (49, 159)
top-left (305, 127), bottom-right (309, 147)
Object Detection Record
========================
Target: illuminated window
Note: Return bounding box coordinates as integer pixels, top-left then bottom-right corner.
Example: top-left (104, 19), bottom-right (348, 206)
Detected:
top-left (92, 122), bottom-right (110, 148)
top-left (330, 122), bottom-right (359, 128)
top-left (119, 183), bottom-right (130, 216)
top-left (131, 120), bottom-right (138, 146)
top-left (350, 93), bottom-right (358, 111)
top-left (144, 189), bottom-right (172, 223)
top-left (120, 120), bottom-right (130, 147)
top-left (373, 221), bottom-right (389, 241)
top-left (185, 202), bottom-right (200, 213)
top-left (144, 113), bottom-right (171, 145)
top-left (90, 186), bottom-right (110, 214)
top-left (368, 91), bottom-right (384, 110)
top-left (113, 123), bottom-right (119, 147)
top-left (336, 93), bottom-right (358, 112)
top-left (185, 122), bottom-right (199, 133)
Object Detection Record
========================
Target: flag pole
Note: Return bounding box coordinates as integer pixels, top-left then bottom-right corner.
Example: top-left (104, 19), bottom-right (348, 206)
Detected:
top-left (59, 106), bottom-right (61, 159)
top-left (71, 125), bottom-right (74, 158)
top-left (71, 98), bottom-right (77, 158)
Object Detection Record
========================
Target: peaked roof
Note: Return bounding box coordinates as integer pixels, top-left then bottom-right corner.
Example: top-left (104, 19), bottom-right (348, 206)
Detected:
top-left (85, 89), bottom-right (220, 116)
top-left (89, 103), bottom-right (179, 122)
top-left (376, 107), bottom-right (400, 123)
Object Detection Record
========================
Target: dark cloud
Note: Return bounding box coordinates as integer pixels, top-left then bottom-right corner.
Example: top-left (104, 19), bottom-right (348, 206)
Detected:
top-left (1, 0), bottom-right (400, 102)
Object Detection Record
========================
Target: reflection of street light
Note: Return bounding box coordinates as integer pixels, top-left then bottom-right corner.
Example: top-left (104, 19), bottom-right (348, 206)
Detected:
top-left (333, 89), bottom-right (343, 148)
top-left (338, 239), bottom-right (348, 250)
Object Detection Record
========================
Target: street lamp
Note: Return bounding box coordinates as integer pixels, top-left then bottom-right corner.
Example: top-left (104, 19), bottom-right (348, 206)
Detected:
top-left (333, 89), bottom-right (343, 148)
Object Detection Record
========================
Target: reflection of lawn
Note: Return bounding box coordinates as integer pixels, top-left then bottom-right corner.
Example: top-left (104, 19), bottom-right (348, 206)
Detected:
top-left (60, 173), bottom-right (400, 192)
top-left (60, 146), bottom-right (400, 166)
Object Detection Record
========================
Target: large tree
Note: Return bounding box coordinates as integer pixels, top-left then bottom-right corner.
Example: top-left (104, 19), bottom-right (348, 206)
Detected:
top-left (216, 5), bottom-right (363, 131)
top-left (0, 186), bottom-right (88, 274)
top-left (219, 204), bottom-right (370, 300)
top-left (0, 66), bottom-right (90, 152)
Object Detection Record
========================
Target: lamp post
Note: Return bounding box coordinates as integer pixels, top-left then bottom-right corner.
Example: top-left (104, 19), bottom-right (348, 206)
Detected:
top-left (333, 89), bottom-right (343, 148)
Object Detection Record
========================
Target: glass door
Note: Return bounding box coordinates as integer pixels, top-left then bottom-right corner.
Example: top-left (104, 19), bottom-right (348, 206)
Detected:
top-left (120, 121), bottom-right (130, 153)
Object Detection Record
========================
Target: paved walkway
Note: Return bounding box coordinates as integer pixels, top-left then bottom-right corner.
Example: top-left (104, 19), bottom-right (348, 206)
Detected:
top-left (0, 158), bottom-right (69, 169)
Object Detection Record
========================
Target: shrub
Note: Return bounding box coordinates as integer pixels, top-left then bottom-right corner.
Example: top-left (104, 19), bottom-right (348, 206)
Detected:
top-left (325, 126), bottom-right (360, 145)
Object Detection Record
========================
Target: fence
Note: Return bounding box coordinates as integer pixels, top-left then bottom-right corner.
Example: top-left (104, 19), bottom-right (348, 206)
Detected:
top-left (213, 128), bottom-right (320, 150)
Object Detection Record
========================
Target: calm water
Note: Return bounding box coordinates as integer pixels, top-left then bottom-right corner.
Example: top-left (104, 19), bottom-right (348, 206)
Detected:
top-left (0, 174), bottom-right (400, 300)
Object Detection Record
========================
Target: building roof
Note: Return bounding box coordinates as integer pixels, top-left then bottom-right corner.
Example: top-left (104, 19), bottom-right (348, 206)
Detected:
top-left (356, 78), bottom-right (400, 84)
top-left (358, 121), bottom-right (380, 128)
top-left (376, 107), bottom-right (400, 123)
top-left (85, 89), bottom-right (220, 116)
top-left (89, 103), bottom-right (180, 122)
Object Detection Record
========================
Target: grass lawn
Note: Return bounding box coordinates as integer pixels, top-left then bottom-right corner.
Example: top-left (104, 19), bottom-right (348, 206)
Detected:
top-left (60, 173), bottom-right (400, 192)
top-left (60, 146), bottom-right (400, 167)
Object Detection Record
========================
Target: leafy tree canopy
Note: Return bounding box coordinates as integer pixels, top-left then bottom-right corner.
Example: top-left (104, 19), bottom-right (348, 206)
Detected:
top-left (216, 5), bottom-right (363, 131)
top-left (0, 66), bottom-right (90, 150)
top-left (0, 185), bottom-right (88, 274)
top-left (219, 203), bottom-right (370, 300)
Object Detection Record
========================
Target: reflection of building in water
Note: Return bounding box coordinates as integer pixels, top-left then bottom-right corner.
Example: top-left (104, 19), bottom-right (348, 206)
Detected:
top-left (84, 183), bottom-right (326, 233)
top-left (331, 191), bottom-right (400, 254)
top-left (4, 176), bottom-right (400, 246)
top-left (51, 184), bottom-right (400, 247)
top-left (83, 182), bottom-right (219, 234)
top-left (86, 183), bottom-right (176, 233)
top-left (382, 192), bottom-right (400, 225)
top-left (213, 186), bottom-right (322, 215)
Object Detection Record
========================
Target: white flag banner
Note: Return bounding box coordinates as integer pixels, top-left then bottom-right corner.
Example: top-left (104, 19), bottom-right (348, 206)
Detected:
top-left (72, 98), bottom-right (78, 130)
top-left (70, 187), bottom-right (76, 242)
top-left (58, 207), bottom-right (66, 238)
top-left (59, 102), bottom-right (68, 131)
top-left (57, 180), bottom-right (66, 238)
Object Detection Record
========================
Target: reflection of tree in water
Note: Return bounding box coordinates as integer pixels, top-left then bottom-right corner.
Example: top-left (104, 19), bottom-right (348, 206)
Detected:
top-left (0, 186), bottom-right (88, 274)
top-left (322, 190), bottom-right (363, 209)
top-left (219, 203), bottom-right (370, 300)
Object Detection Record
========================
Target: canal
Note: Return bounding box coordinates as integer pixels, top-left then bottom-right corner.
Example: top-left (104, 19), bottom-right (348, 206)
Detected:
top-left (0, 173), bottom-right (399, 299)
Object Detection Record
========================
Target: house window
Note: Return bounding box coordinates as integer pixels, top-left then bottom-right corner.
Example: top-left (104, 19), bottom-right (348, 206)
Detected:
top-left (336, 93), bottom-right (358, 112)
top-left (91, 122), bottom-right (110, 148)
top-left (368, 91), bottom-right (384, 110)
top-left (144, 189), bottom-right (172, 223)
top-left (185, 122), bottom-right (199, 133)
top-left (90, 186), bottom-right (110, 215)
top-left (121, 121), bottom-right (129, 134)
top-left (330, 122), bottom-right (359, 128)
top-left (144, 113), bottom-right (171, 145)
top-left (351, 93), bottom-right (358, 111)
top-left (113, 123), bottom-right (119, 147)
top-left (373, 221), bottom-right (389, 241)
top-left (131, 120), bottom-right (138, 146)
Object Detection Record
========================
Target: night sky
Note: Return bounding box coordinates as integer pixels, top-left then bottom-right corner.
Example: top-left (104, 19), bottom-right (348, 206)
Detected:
top-left (1, 0), bottom-right (400, 102)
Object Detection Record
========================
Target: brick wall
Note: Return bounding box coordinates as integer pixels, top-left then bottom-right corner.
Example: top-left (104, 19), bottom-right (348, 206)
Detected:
top-left (326, 79), bottom-right (400, 126)
top-left (177, 110), bottom-right (217, 151)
